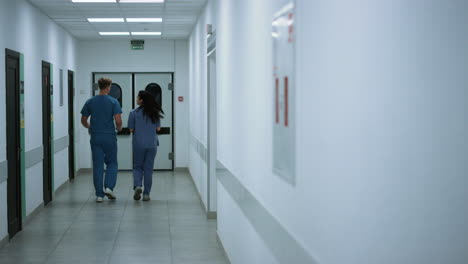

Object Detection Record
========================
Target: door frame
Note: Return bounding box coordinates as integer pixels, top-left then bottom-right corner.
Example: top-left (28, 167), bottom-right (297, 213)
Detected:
top-left (68, 70), bottom-right (75, 180)
top-left (207, 33), bottom-right (218, 216)
top-left (42, 61), bottom-right (53, 205)
top-left (5, 48), bottom-right (22, 238)
top-left (92, 72), bottom-right (175, 171)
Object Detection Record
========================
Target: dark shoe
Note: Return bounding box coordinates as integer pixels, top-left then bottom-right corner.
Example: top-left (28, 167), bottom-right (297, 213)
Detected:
top-left (134, 186), bottom-right (142, 200)
top-left (142, 194), bottom-right (150, 201)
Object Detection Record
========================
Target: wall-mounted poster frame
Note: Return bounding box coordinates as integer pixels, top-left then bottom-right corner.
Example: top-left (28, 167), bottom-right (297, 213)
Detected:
top-left (272, 1), bottom-right (296, 185)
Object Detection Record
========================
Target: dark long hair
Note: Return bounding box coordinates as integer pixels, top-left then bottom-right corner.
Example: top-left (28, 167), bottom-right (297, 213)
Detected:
top-left (137, 90), bottom-right (164, 123)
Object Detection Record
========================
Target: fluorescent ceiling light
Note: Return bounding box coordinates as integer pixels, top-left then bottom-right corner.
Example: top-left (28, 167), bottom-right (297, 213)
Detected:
top-left (72, 0), bottom-right (116, 3)
top-left (88, 18), bottom-right (124, 22)
top-left (119, 0), bottom-right (164, 3)
top-left (131, 32), bottom-right (162, 35)
top-left (99, 32), bottom-right (130, 35)
top-left (126, 18), bottom-right (163, 23)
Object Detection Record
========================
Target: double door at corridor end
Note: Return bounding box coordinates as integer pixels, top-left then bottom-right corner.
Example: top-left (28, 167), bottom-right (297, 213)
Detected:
top-left (93, 73), bottom-right (174, 171)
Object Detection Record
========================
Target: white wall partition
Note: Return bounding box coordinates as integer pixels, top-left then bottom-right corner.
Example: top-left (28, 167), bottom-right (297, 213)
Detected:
top-left (189, 0), bottom-right (468, 263)
top-left (188, 0), bottom-right (217, 212)
top-left (0, 0), bottom-right (78, 240)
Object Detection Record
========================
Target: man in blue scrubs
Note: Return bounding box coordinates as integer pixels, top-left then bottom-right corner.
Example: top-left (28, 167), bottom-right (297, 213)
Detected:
top-left (81, 77), bottom-right (122, 203)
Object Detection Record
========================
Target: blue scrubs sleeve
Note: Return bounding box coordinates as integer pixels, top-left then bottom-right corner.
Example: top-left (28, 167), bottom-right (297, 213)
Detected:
top-left (113, 100), bottom-right (122, 115)
top-left (80, 100), bottom-right (90, 116)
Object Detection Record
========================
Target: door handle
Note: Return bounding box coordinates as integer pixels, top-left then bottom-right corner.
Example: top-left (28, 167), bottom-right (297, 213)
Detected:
top-left (158, 127), bottom-right (171, 135)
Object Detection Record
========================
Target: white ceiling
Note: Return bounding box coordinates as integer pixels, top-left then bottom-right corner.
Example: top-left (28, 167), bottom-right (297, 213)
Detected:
top-left (28, 0), bottom-right (207, 39)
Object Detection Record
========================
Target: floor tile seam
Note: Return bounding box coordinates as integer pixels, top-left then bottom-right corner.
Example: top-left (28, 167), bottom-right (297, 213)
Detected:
top-left (169, 173), bottom-right (208, 262)
top-left (41, 191), bottom-right (93, 264)
top-left (165, 173), bottom-right (175, 264)
top-left (106, 187), bottom-right (132, 264)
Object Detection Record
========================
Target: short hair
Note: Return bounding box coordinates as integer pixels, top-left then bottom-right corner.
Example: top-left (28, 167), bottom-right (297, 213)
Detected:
top-left (98, 77), bottom-right (112, 90)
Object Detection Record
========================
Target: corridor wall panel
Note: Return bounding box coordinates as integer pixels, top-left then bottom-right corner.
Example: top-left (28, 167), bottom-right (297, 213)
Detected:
top-left (53, 150), bottom-right (68, 193)
top-left (0, 0), bottom-right (78, 241)
top-left (189, 0), bottom-right (468, 263)
top-left (188, 0), bottom-right (217, 213)
top-left (25, 164), bottom-right (43, 216)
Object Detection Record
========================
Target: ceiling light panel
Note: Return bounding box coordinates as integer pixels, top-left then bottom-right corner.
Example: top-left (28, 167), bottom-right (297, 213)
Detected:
top-left (131, 32), bottom-right (162, 35)
top-left (128, 24), bottom-right (162, 30)
top-left (88, 18), bottom-right (124, 22)
top-left (99, 32), bottom-right (130, 35)
top-left (72, 0), bottom-right (116, 3)
top-left (54, 18), bottom-right (87, 22)
top-left (126, 18), bottom-right (163, 22)
top-left (31, 0), bottom-right (205, 39)
top-left (119, 0), bottom-right (164, 3)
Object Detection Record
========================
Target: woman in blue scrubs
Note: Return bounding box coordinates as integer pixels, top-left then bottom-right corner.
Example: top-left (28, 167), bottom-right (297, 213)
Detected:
top-left (128, 91), bottom-right (164, 201)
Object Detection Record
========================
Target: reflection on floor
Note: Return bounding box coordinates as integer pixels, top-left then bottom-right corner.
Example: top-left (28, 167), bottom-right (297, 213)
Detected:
top-left (0, 171), bottom-right (229, 264)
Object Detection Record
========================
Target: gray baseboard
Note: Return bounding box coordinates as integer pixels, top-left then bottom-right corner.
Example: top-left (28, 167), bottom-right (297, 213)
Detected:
top-left (174, 167), bottom-right (189, 172)
top-left (186, 168), bottom-right (217, 219)
top-left (217, 232), bottom-right (231, 264)
top-left (23, 177), bottom-right (69, 226)
top-left (77, 168), bottom-right (92, 174)
top-left (54, 179), bottom-right (70, 197)
top-left (186, 169), bottom-right (211, 216)
top-left (0, 235), bottom-right (8, 250)
top-left (23, 202), bottom-right (44, 226)
top-left (207, 211), bottom-right (217, 219)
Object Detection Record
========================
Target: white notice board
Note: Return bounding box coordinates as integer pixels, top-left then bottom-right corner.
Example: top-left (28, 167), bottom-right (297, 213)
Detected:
top-left (272, 1), bottom-right (296, 185)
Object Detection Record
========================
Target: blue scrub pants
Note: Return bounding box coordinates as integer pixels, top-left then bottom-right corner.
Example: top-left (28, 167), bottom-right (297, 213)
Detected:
top-left (90, 134), bottom-right (118, 197)
top-left (133, 147), bottom-right (157, 194)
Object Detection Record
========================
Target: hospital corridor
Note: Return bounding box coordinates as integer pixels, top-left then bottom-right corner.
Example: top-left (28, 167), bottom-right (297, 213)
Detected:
top-left (0, 0), bottom-right (467, 264)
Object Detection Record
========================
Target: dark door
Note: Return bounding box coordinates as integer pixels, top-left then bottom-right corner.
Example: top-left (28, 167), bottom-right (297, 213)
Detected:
top-left (68, 70), bottom-right (75, 180)
top-left (42, 61), bottom-right (52, 205)
top-left (6, 49), bottom-right (22, 238)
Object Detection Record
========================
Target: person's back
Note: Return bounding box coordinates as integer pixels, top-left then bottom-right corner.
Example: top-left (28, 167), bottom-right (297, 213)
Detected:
top-left (84, 95), bottom-right (121, 135)
top-left (130, 107), bottom-right (160, 149)
top-left (81, 77), bottom-right (122, 202)
top-left (128, 90), bottom-right (163, 201)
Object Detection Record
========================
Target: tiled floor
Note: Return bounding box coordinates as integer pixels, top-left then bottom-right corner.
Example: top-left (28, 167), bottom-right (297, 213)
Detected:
top-left (0, 171), bottom-right (229, 264)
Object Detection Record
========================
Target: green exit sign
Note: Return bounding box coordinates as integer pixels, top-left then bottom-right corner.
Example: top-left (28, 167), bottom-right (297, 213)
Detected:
top-left (131, 40), bottom-right (144, 50)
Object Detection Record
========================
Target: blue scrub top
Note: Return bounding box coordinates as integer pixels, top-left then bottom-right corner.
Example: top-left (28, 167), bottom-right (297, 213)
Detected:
top-left (128, 107), bottom-right (161, 149)
top-left (81, 95), bottom-right (122, 135)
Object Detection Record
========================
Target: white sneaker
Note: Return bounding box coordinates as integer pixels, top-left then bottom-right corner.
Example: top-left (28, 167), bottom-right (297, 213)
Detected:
top-left (104, 188), bottom-right (116, 200)
top-left (96, 197), bottom-right (103, 203)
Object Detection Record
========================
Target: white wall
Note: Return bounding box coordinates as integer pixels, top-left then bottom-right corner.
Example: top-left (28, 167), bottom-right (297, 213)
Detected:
top-left (189, 0), bottom-right (468, 263)
top-left (0, 184), bottom-right (7, 242)
top-left (77, 39), bottom-right (189, 169)
top-left (174, 41), bottom-right (190, 169)
top-left (25, 164), bottom-right (42, 216)
top-left (0, 0), bottom-right (78, 240)
top-left (54, 150), bottom-right (69, 193)
top-left (188, 0), bottom-right (216, 211)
